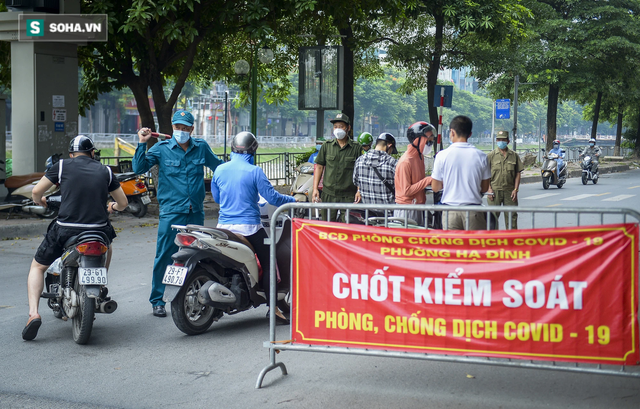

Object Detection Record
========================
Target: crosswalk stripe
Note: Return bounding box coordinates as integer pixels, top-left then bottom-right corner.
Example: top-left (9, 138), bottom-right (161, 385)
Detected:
top-left (561, 194), bottom-right (597, 201)
top-left (628, 186), bottom-right (640, 189)
top-left (521, 193), bottom-right (561, 200)
top-left (602, 195), bottom-right (636, 202)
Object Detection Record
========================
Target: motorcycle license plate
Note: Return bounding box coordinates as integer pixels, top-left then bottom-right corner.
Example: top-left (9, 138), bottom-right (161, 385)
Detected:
top-left (162, 265), bottom-right (188, 286)
top-left (79, 267), bottom-right (108, 285)
top-left (141, 194), bottom-right (151, 205)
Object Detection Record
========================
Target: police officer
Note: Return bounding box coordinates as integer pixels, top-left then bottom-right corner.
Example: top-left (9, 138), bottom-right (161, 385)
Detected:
top-left (134, 110), bottom-right (223, 317)
top-left (311, 113), bottom-right (362, 222)
top-left (23, 135), bottom-right (128, 340)
top-left (487, 130), bottom-right (523, 229)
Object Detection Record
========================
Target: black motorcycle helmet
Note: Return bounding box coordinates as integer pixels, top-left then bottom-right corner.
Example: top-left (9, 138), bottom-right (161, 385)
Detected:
top-left (231, 131), bottom-right (259, 155)
top-left (406, 121), bottom-right (435, 144)
top-left (68, 135), bottom-right (96, 153)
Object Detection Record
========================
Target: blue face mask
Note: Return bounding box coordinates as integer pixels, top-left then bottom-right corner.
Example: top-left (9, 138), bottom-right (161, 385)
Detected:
top-left (173, 130), bottom-right (190, 144)
top-left (316, 145), bottom-right (322, 151)
top-left (497, 141), bottom-right (508, 150)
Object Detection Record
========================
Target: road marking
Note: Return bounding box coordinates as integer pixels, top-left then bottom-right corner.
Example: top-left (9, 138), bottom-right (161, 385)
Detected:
top-left (521, 193), bottom-right (561, 200)
top-left (594, 192), bottom-right (611, 196)
top-left (546, 204), bottom-right (562, 207)
top-left (561, 194), bottom-right (597, 201)
top-left (628, 185), bottom-right (640, 189)
top-left (602, 194), bottom-right (635, 202)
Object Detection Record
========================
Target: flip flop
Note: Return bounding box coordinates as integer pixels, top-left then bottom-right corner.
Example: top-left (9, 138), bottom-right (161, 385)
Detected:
top-left (22, 317), bottom-right (42, 341)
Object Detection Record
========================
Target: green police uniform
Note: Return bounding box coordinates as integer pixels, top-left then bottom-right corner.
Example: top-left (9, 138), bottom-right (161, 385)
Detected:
top-left (315, 138), bottom-right (362, 222)
top-left (487, 145), bottom-right (523, 229)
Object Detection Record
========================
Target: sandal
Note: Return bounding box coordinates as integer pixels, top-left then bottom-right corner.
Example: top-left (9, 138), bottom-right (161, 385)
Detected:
top-left (22, 316), bottom-right (42, 341)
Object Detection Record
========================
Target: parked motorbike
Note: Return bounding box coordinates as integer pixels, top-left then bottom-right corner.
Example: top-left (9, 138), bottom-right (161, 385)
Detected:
top-left (162, 216), bottom-right (291, 335)
top-left (581, 155), bottom-right (598, 185)
top-left (112, 173), bottom-right (150, 217)
top-left (0, 154), bottom-right (62, 218)
top-left (541, 152), bottom-right (566, 189)
top-left (290, 162), bottom-right (314, 218)
top-left (41, 230), bottom-right (117, 344)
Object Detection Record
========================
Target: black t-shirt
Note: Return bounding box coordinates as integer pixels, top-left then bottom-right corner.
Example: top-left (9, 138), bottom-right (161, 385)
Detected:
top-left (45, 155), bottom-right (120, 226)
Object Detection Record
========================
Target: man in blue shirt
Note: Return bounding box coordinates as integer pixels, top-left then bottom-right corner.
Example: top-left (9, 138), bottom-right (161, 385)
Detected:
top-left (134, 110), bottom-right (222, 317)
top-left (211, 132), bottom-right (296, 323)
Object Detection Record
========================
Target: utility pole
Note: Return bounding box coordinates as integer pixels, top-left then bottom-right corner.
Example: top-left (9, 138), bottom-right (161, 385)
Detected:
top-left (513, 76), bottom-right (519, 152)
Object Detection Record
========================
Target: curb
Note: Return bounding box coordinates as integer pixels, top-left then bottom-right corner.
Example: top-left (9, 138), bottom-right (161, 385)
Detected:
top-left (520, 164), bottom-right (631, 185)
top-left (0, 220), bottom-right (50, 240)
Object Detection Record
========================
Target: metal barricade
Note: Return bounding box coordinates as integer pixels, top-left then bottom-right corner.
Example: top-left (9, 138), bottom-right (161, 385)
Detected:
top-left (257, 203), bottom-right (640, 388)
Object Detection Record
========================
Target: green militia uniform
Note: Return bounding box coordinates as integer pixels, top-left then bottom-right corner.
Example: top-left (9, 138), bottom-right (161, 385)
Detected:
top-left (315, 138), bottom-right (362, 222)
top-left (487, 147), bottom-right (524, 229)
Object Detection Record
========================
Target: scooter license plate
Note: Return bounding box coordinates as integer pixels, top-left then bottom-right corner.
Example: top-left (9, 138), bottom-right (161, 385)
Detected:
top-left (162, 265), bottom-right (188, 286)
top-left (141, 194), bottom-right (151, 205)
top-left (79, 267), bottom-right (108, 285)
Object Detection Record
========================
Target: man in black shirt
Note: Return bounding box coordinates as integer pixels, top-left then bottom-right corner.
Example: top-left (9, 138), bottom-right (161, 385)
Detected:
top-left (22, 135), bottom-right (128, 341)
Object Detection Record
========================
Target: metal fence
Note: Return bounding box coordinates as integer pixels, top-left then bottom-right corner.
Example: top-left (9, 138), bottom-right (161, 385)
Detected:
top-left (257, 203), bottom-right (640, 388)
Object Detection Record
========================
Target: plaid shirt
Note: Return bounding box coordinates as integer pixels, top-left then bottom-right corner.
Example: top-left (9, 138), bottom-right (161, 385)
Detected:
top-left (353, 150), bottom-right (398, 205)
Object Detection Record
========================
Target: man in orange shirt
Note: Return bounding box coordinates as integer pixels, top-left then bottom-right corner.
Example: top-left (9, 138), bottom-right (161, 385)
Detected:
top-left (394, 122), bottom-right (436, 226)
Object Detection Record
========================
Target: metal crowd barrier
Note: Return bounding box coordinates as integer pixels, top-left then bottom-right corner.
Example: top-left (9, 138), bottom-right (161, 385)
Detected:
top-left (257, 203), bottom-right (640, 388)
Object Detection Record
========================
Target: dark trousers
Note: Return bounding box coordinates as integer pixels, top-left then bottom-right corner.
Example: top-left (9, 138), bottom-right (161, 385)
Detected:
top-left (245, 228), bottom-right (272, 304)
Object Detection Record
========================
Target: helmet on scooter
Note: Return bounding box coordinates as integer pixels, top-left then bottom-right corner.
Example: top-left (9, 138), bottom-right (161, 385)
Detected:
top-left (68, 135), bottom-right (95, 153)
top-left (589, 138), bottom-right (596, 146)
top-left (552, 139), bottom-right (560, 148)
top-left (406, 121), bottom-right (436, 143)
top-left (231, 131), bottom-right (259, 155)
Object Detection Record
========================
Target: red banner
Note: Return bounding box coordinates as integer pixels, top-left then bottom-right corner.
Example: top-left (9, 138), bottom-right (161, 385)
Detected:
top-left (291, 220), bottom-right (639, 365)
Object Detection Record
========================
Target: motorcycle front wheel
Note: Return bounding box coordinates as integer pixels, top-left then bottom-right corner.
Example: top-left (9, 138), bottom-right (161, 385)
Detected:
top-left (593, 176), bottom-right (598, 184)
top-left (171, 267), bottom-right (219, 335)
top-left (582, 173), bottom-right (588, 185)
top-left (72, 274), bottom-right (95, 344)
top-left (542, 176), bottom-right (550, 190)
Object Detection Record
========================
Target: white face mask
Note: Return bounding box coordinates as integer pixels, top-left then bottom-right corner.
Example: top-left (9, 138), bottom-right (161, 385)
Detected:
top-left (423, 141), bottom-right (433, 158)
top-left (333, 129), bottom-right (347, 140)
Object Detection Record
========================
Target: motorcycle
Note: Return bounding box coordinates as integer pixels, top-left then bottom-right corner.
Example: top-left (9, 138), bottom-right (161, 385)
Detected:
top-left (290, 161), bottom-right (314, 218)
top-left (0, 154), bottom-right (62, 218)
top-left (541, 152), bottom-right (566, 189)
top-left (112, 173), bottom-right (151, 217)
top-left (162, 216), bottom-right (291, 335)
top-left (581, 155), bottom-right (598, 185)
top-left (41, 230), bottom-right (117, 344)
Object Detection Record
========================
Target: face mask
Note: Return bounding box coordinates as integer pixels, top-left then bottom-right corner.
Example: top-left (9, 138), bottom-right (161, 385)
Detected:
top-left (422, 142), bottom-right (433, 158)
top-left (553, 144), bottom-right (559, 150)
top-left (589, 143), bottom-right (595, 147)
top-left (316, 145), bottom-right (322, 151)
top-left (497, 141), bottom-right (508, 150)
top-left (173, 130), bottom-right (190, 144)
top-left (333, 129), bottom-right (347, 140)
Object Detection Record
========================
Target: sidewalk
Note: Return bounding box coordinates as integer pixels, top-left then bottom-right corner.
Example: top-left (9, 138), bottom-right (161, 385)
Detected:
top-left (0, 161), bottom-right (635, 240)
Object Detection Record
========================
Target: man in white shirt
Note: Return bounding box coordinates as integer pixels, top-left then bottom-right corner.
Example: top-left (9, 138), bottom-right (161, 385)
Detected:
top-left (431, 115), bottom-right (491, 230)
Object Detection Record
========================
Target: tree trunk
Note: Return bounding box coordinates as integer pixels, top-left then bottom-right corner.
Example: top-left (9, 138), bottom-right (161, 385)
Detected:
top-left (339, 25), bottom-right (355, 140)
top-left (591, 91), bottom-right (602, 140)
top-left (615, 108), bottom-right (623, 156)
top-left (546, 84), bottom-right (559, 152)
top-left (636, 106), bottom-right (640, 156)
top-left (427, 13), bottom-right (445, 129)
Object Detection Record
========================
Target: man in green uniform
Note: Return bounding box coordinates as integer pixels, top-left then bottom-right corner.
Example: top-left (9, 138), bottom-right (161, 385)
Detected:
top-left (487, 130), bottom-right (523, 229)
top-left (312, 113), bottom-right (362, 222)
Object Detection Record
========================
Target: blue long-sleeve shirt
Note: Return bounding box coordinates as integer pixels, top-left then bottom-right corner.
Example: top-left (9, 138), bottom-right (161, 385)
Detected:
top-left (133, 137), bottom-right (222, 215)
top-left (211, 152), bottom-right (295, 225)
top-left (549, 147), bottom-right (564, 168)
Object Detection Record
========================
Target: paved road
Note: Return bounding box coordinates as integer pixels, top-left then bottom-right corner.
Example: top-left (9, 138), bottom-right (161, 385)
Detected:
top-left (1, 171), bottom-right (640, 408)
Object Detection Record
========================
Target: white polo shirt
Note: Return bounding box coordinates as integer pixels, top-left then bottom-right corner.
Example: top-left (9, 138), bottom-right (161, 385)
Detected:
top-left (432, 142), bottom-right (490, 206)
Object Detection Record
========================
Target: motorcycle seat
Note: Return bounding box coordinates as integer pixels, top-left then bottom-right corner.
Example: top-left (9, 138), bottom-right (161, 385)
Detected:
top-left (4, 172), bottom-right (45, 189)
top-left (114, 172), bottom-right (138, 182)
top-left (63, 231), bottom-right (110, 249)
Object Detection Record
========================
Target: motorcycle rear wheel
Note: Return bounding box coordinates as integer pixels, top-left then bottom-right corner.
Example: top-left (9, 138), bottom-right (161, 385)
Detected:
top-left (72, 274), bottom-right (95, 344)
top-left (171, 267), bottom-right (219, 335)
top-left (127, 196), bottom-right (148, 218)
top-left (38, 207), bottom-right (59, 219)
top-left (582, 174), bottom-right (588, 185)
